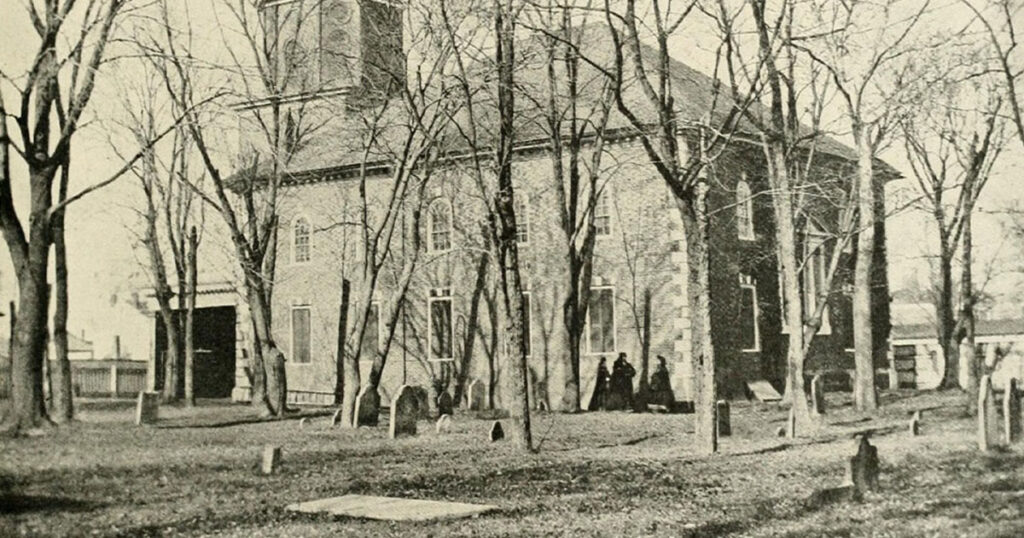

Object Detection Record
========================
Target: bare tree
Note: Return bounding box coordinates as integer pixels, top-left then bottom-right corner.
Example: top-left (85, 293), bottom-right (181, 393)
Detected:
top-left (0, 0), bottom-right (128, 432)
top-left (960, 0), bottom-right (1024, 150)
top-left (901, 61), bottom-right (1006, 409)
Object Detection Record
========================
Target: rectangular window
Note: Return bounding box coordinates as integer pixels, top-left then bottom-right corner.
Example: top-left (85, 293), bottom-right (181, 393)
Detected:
top-left (429, 296), bottom-right (453, 361)
top-left (737, 180), bottom-right (755, 240)
top-left (805, 232), bottom-right (832, 334)
top-left (522, 292), bottom-right (531, 357)
top-left (739, 275), bottom-right (760, 352)
top-left (291, 306), bottom-right (311, 364)
top-left (586, 287), bottom-right (616, 353)
top-left (516, 197), bottom-right (529, 244)
top-left (359, 302), bottom-right (380, 361)
top-left (594, 192), bottom-right (611, 236)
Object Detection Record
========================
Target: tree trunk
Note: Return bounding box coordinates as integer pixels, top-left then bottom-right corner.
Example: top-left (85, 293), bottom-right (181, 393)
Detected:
top-left (680, 184), bottom-right (717, 455)
top-left (247, 284), bottom-right (284, 416)
top-left (7, 235), bottom-right (53, 432)
top-left (853, 133), bottom-right (878, 412)
top-left (962, 209), bottom-right (978, 414)
top-left (51, 209), bottom-right (73, 423)
top-left (637, 288), bottom-right (652, 407)
top-left (937, 245), bottom-right (959, 389)
top-left (183, 227), bottom-right (198, 407)
top-left (454, 254), bottom-right (489, 406)
top-left (339, 278), bottom-right (362, 427)
top-left (6, 302), bottom-right (14, 400)
top-left (335, 279), bottom-right (350, 405)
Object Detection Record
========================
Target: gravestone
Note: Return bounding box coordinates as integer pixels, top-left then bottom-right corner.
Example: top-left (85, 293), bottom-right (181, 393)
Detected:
top-left (810, 375), bottom-right (826, 416)
top-left (331, 408), bottom-right (343, 427)
top-left (537, 400), bottom-right (549, 412)
top-left (843, 435), bottom-right (879, 495)
top-left (436, 391), bottom-right (454, 418)
top-left (389, 385), bottom-right (418, 439)
top-left (489, 420), bottom-right (505, 442)
top-left (467, 379), bottom-right (486, 411)
top-left (747, 379), bottom-right (783, 402)
top-left (775, 426), bottom-right (786, 437)
top-left (134, 391), bottom-right (160, 425)
top-left (410, 386), bottom-right (432, 420)
top-left (261, 445), bottom-right (281, 475)
top-left (909, 410), bottom-right (921, 436)
top-left (716, 400), bottom-right (731, 437)
top-left (435, 414), bottom-right (452, 434)
top-left (978, 374), bottom-right (1000, 451)
top-left (1004, 377), bottom-right (1021, 444)
top-left (299, 417), bottom-right (308, 428)
top-left (355, 385), bottom-right (381, 427)
top-left (786, 406), bottom-right (797, 439)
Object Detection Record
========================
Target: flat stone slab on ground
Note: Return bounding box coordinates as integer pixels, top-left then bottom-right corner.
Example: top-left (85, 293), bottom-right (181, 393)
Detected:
top-left (747, 380), bottom-right (783, 402)
top-left (286, 495), bottom-right (497, 522)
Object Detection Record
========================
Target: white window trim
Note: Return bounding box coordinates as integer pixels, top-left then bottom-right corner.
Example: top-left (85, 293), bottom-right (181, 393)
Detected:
top-left (427, 198), bottom-right (454, 254)
top-left (737, 178), bottom-right (755, 241)
top-left (427, 295), bottom-right (455, 362)
top-left (584, 286), bottom-right (617, 355)
top-left (291, 215), bottom-right (312, 265)
top-left (739, 274), bottom-right (761, 352)
top-left (593, 189), bottom-right (613, 238)
top-left (805, 229), bottom-right (832, 335)
top-left (290, 304), bottom-right (312, 365)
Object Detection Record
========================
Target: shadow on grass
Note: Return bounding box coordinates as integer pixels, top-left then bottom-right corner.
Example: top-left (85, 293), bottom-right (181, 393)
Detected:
top-left (0, 493), bottom-right (100, 515)
top-left (156, 408), bottom-right (333, 430)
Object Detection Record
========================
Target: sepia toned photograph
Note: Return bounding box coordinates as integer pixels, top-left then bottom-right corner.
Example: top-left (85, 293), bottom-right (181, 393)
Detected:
top-left (1, 0), bottom-right (1023, 535)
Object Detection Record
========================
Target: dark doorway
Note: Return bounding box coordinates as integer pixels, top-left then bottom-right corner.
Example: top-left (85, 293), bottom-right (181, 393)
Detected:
top-left (155, 306), bottom-right (237, 399)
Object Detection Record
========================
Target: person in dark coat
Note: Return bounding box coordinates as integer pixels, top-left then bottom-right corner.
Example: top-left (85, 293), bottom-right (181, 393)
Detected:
top-left (609, 352), bottom-right (636, 410)
top-left (649, 355), bottom-right (675, 408)
top-left (588, 356), bottom-right (611, 411)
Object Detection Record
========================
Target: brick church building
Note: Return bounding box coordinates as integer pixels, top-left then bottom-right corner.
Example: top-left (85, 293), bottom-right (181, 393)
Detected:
top-left (195, 0), bottom-right (892, 410)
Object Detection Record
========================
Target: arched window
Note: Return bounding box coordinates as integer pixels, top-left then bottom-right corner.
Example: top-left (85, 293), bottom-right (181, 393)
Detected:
top-left (736, 179), bottom-right (754, 240)
top-left (293, 217), bottom-right (311, 263)
top-left (428, 199), bottom-right (452, 252)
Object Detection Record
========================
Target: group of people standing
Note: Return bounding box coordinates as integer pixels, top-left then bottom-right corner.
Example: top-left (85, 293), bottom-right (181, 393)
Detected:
top-left (587, 353), bottom-right (675, 411)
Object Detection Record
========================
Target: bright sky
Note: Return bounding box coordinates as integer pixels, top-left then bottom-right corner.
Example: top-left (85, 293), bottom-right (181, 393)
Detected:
top-left (1, 0), bottom-right (1022, 352)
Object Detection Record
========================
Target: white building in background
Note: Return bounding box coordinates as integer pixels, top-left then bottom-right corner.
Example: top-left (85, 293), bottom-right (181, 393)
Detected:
top-left (891, 319), bottom-right (1024, 390)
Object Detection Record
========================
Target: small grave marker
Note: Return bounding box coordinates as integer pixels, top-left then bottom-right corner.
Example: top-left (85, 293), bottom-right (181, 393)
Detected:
top-left (716, 400), bottom-right (731, 437)
top-left (978, 374), bottom-right (999, 451)
top-left (810, 375), bottom-right (826, 416)
top-left (331, 408), bottom-right (343, 427)
top-left (786, 406), bottom-right (797, 438)
top-left (134, 391), bottom-right (160, 426)
top-left (909, 410), bottom-right (921, 436)
top-left (775, 426), bottom-right (786, 437)
top-left (747, 380), bottom-right (783, 402)
top-left (489, 420), bottom-right (505, 442)
top-left (1004, 377), bottom-right (1021, 444)
top-left (435, 414), bottom-right (452, 434)
top-left (355, 385), bottom-right (380, 427)
top-left (410, 386), bottom-right (431, 419)
top-left (843, 435), bottom-right (879, 495)
top-left (389, 385), bottom-right (418, 439)
top-left (261, 445), bottom-right (281, 475)
top-left (436, 391), bottom-right (454, 418)
top-left (299, 417), bottom-right (308, 428)
top-left (467, 379), bottom-right (485, 411)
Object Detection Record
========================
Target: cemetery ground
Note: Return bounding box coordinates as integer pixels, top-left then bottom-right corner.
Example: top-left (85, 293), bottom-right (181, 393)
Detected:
top-left (2, 390), bottom-right (1023, 537)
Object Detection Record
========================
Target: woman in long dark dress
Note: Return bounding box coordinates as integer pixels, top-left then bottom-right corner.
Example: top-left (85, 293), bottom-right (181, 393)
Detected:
top-left (609, 352), bottom-right (636, 410)
top-left (649, 355), bottom-right (675, 408)
top-left (588, 357), bottom-right (611, 411)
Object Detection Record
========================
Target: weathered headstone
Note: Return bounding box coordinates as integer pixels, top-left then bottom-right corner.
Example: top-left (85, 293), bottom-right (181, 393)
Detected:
top-left (716, 400), bottom-right (731, 437)
top-left (775, 426), bottom-right (786, 437)
top-left (810, 375), bottom-right (826, 416)
top-left (355, 385), bottom-right (381, 427)
top-left (410, 386), bottom-right (432, 419)
top-left (436, 391), bottom-right (454, 418)
top-left (389, 385), bottom-right (418, 439)
top-left (467, 379), bottom-right (486, 411)
top-left (786, 406), bottom-right (797, 439)
top-left (261, 445), bottom-right (281, 475)
top-left (331, 408), bottom-right (343, 427)
top-left (747, 379), bottom-right (783, 402)
top-left (909, 410), bottom-right (921, 436)
top-left (978, 374), bottom-right (1000, 451)
top-left (489, 420), bottom-right (504, 442)
top-left (1004, 377), bottom-right (1021, 444)
top-left (134, 391), bottom-right (160, 425)
top-left (435, 414), bottom-right (452, 434)
top-left (842, 435), bottom-right (880, 495)
top-left (537, 400), bottom-right (549, 412)
top-left (299, 417), bottom-right (308, 428)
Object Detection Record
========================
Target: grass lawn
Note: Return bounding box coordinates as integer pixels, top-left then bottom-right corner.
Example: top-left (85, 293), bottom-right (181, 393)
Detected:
top-left (2, 390), bottom-right (1023, 537)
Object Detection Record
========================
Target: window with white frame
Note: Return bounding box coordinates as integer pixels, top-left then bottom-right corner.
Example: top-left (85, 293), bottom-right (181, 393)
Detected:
top-left (586, 287), bottom-right (616, 353)
top-left (428, 294), bottom-right (453, 361)
top-left (515, 196), bottom-right (530, 244)
top-left (804, 228), bottom-right (832, 334)
top-left (522, 292), bottom-right (532, 357)
top-left (594, 191), bottom-right (611, 236)
top-left (736, 179), bottom-right (755, 240)
top-left (293, 217), bottom-right (311, 263)
top-left (428, 199), bottom-right (452, 253)
top-left (359, 302), bottom-right (380, 361)
top-left (291, 306), bottom-right (311, 364)
top-left (738, 274), bottom-right (760, 351)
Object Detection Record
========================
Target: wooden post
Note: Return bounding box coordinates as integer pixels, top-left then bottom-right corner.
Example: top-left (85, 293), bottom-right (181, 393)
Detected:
top-left (110, 363), bottom-right (118, 398)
